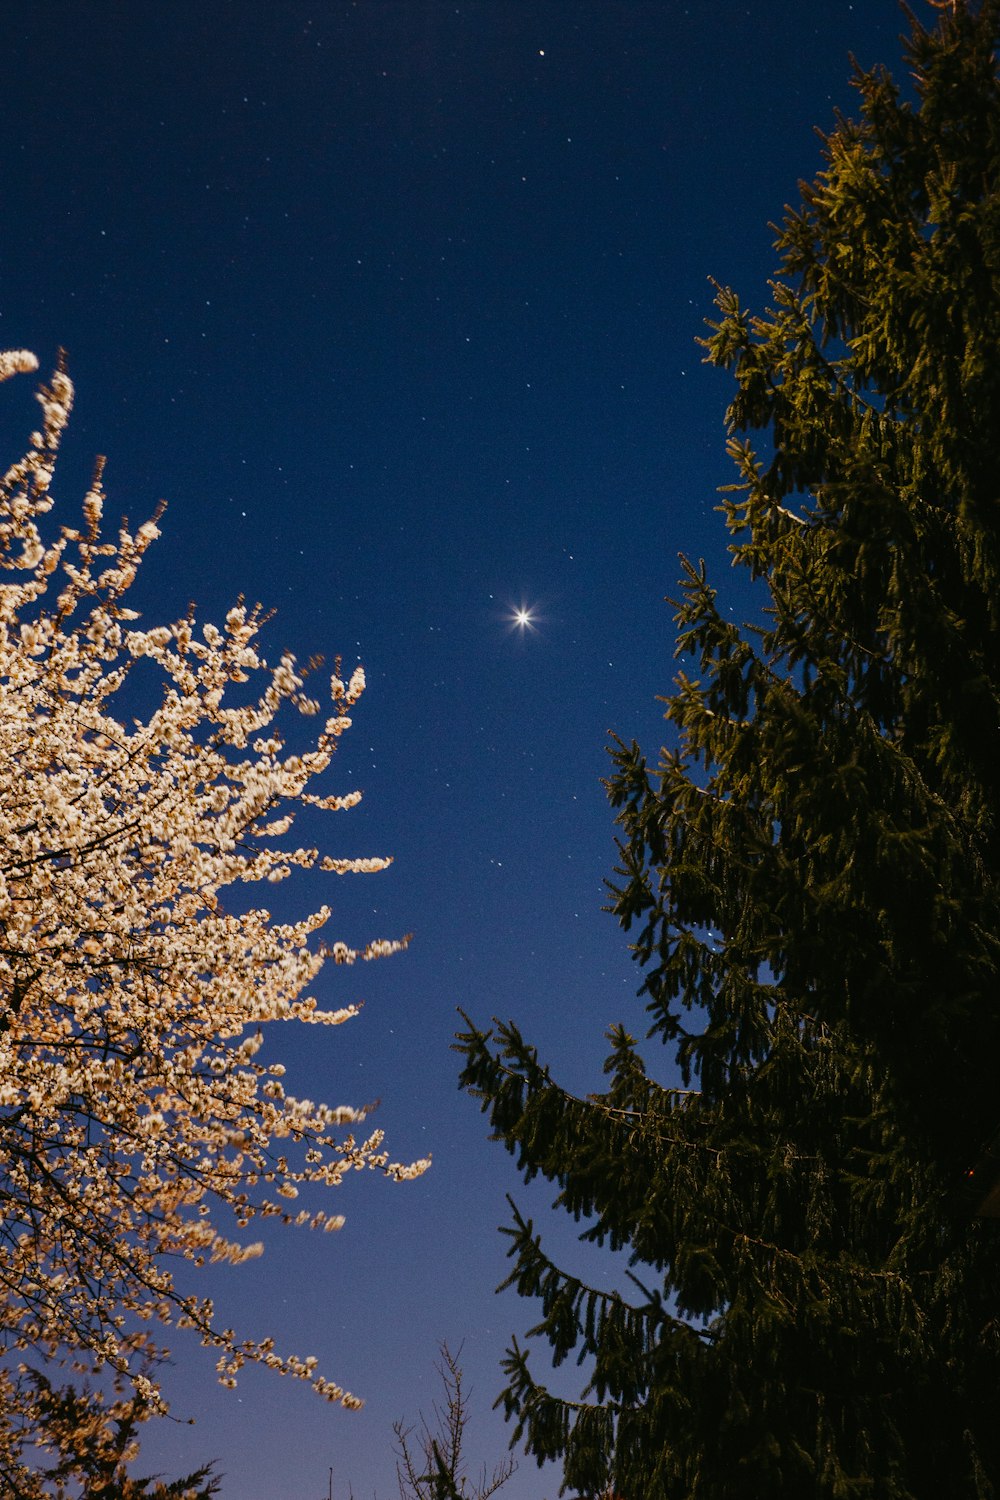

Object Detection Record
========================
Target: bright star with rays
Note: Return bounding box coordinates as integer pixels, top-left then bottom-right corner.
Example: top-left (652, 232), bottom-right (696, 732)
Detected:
top-left (508, 603), bottom-right (539, 633)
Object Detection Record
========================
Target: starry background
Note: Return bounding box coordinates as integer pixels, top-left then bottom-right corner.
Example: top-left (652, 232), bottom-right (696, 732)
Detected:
top-left (4, 3), bottom-right (904, 1496)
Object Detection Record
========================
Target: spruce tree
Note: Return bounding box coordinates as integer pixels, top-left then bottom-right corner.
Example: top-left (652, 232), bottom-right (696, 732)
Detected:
top-left (458, 4), bottom-right (1000, 1495)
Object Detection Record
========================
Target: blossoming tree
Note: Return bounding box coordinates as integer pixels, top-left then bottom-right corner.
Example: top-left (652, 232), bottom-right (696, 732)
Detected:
top-left (0, 349), bottom-right (428, 1479)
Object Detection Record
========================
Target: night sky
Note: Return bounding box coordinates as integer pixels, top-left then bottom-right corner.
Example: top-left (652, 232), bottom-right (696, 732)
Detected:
top-left (5, 4), bottom-right (904, 1496)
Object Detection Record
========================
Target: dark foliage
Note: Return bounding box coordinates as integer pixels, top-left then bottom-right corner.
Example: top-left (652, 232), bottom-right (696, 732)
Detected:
top-left (2, 1368), bottom-right (220, 1499)
top-left (458, 3), bottom-right (1000, 1494)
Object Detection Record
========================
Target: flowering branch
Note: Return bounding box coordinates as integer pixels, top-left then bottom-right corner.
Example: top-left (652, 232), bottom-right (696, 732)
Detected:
top-left (0, 352), bottom-right (428, 1465)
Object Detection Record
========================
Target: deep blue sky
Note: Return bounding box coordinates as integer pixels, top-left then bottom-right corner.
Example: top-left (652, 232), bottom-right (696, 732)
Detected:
top-left (4, 4), bottom-right (905, 1496)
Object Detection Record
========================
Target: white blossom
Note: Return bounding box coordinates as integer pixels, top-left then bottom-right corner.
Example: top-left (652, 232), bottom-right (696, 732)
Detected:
top-left (0, 354), bottom-right (427, 1463)
top-left (0, 349), bottom-right (39, 384)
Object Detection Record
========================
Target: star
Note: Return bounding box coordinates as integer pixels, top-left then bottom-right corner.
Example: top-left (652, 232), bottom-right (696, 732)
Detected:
top-left (508, 604), bottom-right (538, 633)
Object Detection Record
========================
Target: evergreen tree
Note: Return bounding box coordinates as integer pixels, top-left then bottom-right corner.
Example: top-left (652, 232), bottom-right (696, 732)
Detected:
top-left (4, 1366), bottom-right (220, 1498)
top-left (458, 4), bottom-right (1000, 1495)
